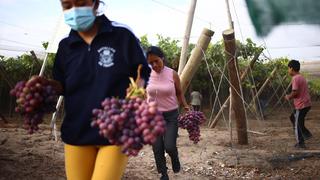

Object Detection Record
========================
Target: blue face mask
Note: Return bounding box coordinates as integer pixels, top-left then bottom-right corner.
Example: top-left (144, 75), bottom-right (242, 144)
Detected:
top-left (64, 6), bottom-right (96, 32)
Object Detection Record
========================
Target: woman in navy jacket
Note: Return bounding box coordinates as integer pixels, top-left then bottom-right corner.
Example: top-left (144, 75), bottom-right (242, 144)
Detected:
top-left (53, 0), bottom-right (150, 179)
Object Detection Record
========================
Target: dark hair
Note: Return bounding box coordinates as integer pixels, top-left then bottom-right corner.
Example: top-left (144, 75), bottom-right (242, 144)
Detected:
top-left (146, 46), bottom-right (165, 59)
top-left (146, 46), bottom-right (168, 65)
top-left (94, 0), bottom-right (105, 14)
top-left (288, 59), bottom-right (300, 72)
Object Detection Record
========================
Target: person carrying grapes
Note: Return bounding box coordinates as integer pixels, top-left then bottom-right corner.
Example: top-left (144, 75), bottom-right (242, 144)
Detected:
top-left (146, 46), bottom-right (190, 180)
top-left (53, 0), bottom-right (150, 179)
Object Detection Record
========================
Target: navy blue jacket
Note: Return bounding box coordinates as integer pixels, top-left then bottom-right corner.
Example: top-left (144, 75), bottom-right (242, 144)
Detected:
top-left (53, 15), bottom-right (151, 145)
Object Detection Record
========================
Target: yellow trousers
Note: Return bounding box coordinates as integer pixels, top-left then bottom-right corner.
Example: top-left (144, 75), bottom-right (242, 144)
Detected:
top-left (64, 144), bottom-right (128, 180)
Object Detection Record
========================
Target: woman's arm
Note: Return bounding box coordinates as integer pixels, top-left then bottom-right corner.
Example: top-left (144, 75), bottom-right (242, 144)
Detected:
top-left (173, 71), bottom-right (189, 111)
top-left (52, 42), bottom-right (66, 96)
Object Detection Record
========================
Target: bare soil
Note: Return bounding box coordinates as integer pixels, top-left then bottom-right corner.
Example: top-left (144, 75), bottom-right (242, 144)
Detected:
top-left (1, 102), bottom-right (319, 180)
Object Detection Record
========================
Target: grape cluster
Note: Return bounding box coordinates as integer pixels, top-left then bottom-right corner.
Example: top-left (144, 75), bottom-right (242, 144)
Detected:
top-left (178, 110), bottom-right (206, 144)
top-left (10, 76), bottom-right (60, 134)
top-left (91, 97), bottom-right (165, 156)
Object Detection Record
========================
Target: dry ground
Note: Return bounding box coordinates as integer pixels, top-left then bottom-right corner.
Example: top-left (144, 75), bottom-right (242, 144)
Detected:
top-left (1, 102), bottom-right (319, 180)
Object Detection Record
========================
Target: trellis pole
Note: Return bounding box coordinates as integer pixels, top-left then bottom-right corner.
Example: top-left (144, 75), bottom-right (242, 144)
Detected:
top-left (275, 74), bottom-right (293, 109)
top-left (264, 75), bottom-right (288, 107)
top-left (30, 51), bottom-right (41, 67)
top-left (38, 52), bottom-right (64, 141)
top-left (38, 53), bottom-right (48, 77)
top-left (180, 28), bottom-right (214, 93)
top-left (267, 82), bottom-right (292, 114)
top-left (37, 14), bottom-right (69, 141)
top-left (208, 50), bottom-right (262, 128)
top-left (50, 96), bottom-right (63, 141)
top-left (223, 29), bottom-right (248, 145)
top-left (178, 0), bottom-right (197, 75)
top-left (246, 66), bottom-right (278, 118)
top-left (249, 66), bottom-right (278, 107)
top-left (225, 0), bottom-right (234, 29)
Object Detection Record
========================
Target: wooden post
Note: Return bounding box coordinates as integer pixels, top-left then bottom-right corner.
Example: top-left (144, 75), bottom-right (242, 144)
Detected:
top-left (223, 29), bottom-right (248, 145)
top-left (208, 49), bottom-right (262, 128)
top-left (180, 28), bottom-right (214, 93)
top-left (178, 0), bottom-right (197, 75)
top-left (30, 51), bottom-right (41, 67)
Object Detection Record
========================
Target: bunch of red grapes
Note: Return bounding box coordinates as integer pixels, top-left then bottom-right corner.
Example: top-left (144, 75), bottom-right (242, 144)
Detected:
top-left (178, 110), bottom-right (206, 144)
top-left (10, 76), bottom-right (60, 134)
top-left (91, 97), bottom-right (166, 156)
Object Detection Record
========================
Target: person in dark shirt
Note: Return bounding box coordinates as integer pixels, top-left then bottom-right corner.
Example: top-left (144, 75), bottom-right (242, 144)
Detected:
top-left (53, 0), bottom-right (150, 179)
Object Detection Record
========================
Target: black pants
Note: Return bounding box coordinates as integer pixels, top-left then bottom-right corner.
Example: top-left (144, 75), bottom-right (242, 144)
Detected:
top-left (289, 106), bottom-right (312, 144)
top-left (152, 109), bottom-right (179, 174)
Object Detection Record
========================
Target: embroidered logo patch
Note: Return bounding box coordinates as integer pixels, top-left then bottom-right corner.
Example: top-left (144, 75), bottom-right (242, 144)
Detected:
top-left (98, 47), bottom-right (115, 68)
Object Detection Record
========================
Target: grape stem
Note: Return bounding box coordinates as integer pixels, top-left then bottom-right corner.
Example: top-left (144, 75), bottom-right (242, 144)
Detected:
top-left (126, 64), bottom-right (145, 99)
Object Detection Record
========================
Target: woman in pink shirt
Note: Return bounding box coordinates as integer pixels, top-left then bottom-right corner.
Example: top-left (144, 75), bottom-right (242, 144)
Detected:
top-left (146, 46), bottom-right (189, 180)
top-left (285, 60), bottom-right (312, 149)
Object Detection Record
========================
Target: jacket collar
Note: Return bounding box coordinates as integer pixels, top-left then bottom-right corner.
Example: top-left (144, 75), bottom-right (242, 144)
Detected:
top-left (67, 15), bottom-right (113, 45)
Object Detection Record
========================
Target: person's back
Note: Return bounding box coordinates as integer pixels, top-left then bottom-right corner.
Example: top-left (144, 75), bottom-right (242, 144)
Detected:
top-left (190, 91), bottom-right (202, 111)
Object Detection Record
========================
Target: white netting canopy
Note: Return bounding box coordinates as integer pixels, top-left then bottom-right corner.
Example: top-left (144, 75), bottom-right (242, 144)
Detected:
top-left (46, 14), bottom-right (70, 54)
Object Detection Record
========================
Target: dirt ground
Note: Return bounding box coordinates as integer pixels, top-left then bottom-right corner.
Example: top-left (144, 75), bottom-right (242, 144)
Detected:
top-left (1, 102), bottom-right (319, 180)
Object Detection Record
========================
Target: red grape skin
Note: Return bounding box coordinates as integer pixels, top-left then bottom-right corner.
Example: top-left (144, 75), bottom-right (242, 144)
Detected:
top-left (10, 76), bottom-right (60, 134)
top-left (91, 97), bottom-right (166, 156)
top-left (178, 110), bottom-right (206, 144)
